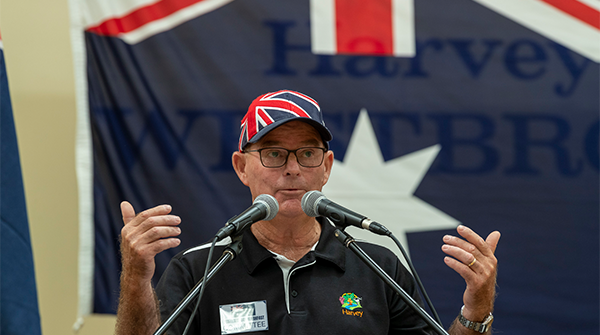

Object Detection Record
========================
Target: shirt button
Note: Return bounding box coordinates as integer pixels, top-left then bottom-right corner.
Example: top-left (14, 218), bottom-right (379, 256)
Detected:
top-left (291, 290), bottom-right (298, 297)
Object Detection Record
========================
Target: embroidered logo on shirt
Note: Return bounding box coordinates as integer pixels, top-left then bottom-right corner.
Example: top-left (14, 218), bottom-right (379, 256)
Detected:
top-left (339, 293), bottom-right (363, 317)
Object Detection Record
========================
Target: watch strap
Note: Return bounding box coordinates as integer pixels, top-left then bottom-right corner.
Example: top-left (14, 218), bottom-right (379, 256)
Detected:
top-left (458, 305), bottom-right (494, 333)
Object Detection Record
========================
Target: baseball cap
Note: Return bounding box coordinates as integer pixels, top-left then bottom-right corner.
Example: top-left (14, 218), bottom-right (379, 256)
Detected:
top-left (238, 90), bottom-right (333, 152)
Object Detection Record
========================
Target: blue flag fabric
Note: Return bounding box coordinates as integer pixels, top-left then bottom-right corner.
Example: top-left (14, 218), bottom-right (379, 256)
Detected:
top-left (76, 0), bottom-right (599, 333)
top-left (0, 43), bottom-right (43, 335)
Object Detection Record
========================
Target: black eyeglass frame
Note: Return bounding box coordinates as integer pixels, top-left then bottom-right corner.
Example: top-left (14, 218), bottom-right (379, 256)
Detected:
top-left (243, 147), bottom-right (328, 168)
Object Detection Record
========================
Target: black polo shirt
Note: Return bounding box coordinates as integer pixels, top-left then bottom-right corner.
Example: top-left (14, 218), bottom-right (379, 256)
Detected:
top-left (156, 219), bottom-right (433, 334)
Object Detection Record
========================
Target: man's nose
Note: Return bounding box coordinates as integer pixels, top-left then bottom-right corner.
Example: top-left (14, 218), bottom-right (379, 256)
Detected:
top-left (283, 152), bottom-right (301, 171)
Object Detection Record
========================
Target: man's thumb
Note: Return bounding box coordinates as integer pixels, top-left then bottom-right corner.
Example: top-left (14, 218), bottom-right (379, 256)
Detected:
top-left (121, 201), bottom-right (136, 225)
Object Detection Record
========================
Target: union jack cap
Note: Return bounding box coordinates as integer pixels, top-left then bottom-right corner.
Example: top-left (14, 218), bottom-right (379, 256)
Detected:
top-left (238, 90), bottom-right (332, 152)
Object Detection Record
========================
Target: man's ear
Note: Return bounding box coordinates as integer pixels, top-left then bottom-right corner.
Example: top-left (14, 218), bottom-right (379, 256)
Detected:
top-left (232, 151), bottom-right (250, 186)
top-left (321, 150), bottom-right (334, 186)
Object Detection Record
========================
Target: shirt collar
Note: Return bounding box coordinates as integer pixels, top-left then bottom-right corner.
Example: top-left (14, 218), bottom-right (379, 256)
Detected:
top-left (313, 217), bottom-right (346, 271)
top-left (240, 217), bottom-right (346, 274)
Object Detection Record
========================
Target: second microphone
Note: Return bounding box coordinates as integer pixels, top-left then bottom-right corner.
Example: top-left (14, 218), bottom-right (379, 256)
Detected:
top-left (301, 191), bottom-right (390, 236)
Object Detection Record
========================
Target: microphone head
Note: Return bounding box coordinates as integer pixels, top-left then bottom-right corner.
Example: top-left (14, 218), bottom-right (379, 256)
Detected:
top-left (301, 190), bottom-right (326, 217)
top-left (254, 194), bottom-right (279, 221)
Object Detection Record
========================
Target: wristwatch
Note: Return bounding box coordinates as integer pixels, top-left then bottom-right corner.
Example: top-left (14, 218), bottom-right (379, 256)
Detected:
top-left (458, 305), bottom-right (494, 333)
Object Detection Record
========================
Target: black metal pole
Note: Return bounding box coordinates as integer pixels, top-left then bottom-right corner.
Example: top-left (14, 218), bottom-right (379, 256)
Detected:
top-left (153, 236), bottom-right (244, 335)
top-left (333, 229), bottom-right (449, 335)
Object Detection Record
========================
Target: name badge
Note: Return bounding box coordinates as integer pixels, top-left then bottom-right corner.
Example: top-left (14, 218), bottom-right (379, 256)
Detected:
top-left (219, 300), bottom-right (269, 334)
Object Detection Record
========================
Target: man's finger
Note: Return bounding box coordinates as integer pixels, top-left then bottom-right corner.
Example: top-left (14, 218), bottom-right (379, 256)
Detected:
top-left (443, 234), bottom-right (476, 254)
top-left (136, 225), bottom-right (182, 246)
top-left (457, 225), bottom-right (495, 256)
top-left (148, 237), bottom-right (181, 256)
top-left (485, 231), bottom-right (501, 254)
top-left (444, 256), bottom-right (476, 282)
top-left (121, 201), bottom-right (136, 225)
top-left (442, 244), bottom-right (476, 267)
top-left (123, 203), bottom-right (174, 227)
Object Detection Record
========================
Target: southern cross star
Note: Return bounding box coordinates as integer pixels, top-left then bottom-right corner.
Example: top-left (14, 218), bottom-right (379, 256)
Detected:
top-left (323, 109), bottom-right (460, 268)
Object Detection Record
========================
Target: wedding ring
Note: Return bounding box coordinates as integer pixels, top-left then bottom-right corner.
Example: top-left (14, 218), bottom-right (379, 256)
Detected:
top-left (467, 258), bottom-right (477, 267)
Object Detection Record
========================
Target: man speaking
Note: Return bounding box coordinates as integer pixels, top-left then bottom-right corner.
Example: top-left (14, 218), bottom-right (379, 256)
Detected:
top-left (114, 90), bottom-right (500, 334)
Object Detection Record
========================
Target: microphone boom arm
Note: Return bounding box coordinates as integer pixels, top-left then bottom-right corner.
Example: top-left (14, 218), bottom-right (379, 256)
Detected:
top-left (153, 235), bottom-right (244, 335)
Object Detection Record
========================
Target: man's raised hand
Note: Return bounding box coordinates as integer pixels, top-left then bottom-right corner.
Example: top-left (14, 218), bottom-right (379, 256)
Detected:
top-left (119, 201), bottom-right (182, 282)
top-left (442, 225), bottom-right (500, 322)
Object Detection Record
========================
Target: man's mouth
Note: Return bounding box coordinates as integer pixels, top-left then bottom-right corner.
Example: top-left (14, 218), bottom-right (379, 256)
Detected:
top-left (278, 188), bottom-right (304, 194)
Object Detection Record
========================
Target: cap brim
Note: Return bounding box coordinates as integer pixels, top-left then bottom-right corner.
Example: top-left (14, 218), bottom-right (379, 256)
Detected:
top-left (246, 118), bottom-right (332, 149)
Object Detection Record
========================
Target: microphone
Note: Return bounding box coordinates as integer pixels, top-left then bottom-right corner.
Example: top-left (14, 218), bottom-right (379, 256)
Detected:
top-left (215, 194), bottom-right (279, 241)
top-left (301, 191), bottom-right (390, 236)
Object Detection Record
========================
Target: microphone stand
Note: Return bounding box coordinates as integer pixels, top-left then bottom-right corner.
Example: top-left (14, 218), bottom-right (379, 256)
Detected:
top-left (153, 234), bottom-right (244, 335)
top-left (333, 228), bottom-right (449, 335)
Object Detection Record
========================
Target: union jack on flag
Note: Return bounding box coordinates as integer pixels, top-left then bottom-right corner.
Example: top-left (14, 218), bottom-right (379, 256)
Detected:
top-left (238, 90), bottom-right (324, 151)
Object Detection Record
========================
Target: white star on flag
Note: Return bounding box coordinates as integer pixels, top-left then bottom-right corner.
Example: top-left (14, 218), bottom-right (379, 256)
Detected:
top-left (323, 109), bottom-right (460, 269)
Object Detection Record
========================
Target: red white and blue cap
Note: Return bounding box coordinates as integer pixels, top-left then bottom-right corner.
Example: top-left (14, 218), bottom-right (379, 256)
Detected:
top-left (238, 90), bottom-right (333, 152)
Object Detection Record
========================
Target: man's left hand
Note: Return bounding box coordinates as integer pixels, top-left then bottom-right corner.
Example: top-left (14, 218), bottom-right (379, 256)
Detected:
top-left (442, 225), bottom-right (501, 321)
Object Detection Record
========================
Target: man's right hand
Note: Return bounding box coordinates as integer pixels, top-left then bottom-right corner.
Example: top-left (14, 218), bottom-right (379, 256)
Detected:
top-left (120, 201), bottom-right (182, 282)
top-left (115, 202), bottom-right (181, 335)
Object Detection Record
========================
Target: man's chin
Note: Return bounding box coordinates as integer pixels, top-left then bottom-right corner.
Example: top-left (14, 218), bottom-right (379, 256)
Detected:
top-left (274, 201), bottom-right (304, 218)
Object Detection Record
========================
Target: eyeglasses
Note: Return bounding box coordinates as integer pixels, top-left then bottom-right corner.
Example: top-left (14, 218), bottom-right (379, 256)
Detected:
top-left (244, 147), bottom-right (327, 168)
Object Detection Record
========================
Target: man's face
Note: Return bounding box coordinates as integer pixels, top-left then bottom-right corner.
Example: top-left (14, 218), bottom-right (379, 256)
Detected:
top-left (232, 121), bottom-right (334, 219)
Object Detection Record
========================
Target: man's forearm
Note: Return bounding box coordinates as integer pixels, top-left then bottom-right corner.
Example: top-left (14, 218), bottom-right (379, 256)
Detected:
top-left (114, 278), bottom-right (161, 335)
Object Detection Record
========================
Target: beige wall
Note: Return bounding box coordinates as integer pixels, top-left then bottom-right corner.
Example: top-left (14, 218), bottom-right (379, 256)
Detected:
top-left (1, 0), bottom-right (117, 334)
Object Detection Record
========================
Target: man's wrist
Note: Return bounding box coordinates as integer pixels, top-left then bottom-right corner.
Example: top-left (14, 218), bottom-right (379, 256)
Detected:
top-left (458, 305), bottom-right (494, 333)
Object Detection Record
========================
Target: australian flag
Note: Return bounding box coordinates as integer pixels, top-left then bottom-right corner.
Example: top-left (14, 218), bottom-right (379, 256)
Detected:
top-left (70, 0), bottom-right (599, 334)
top-left (0, 32), bottom-right (43, 335)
